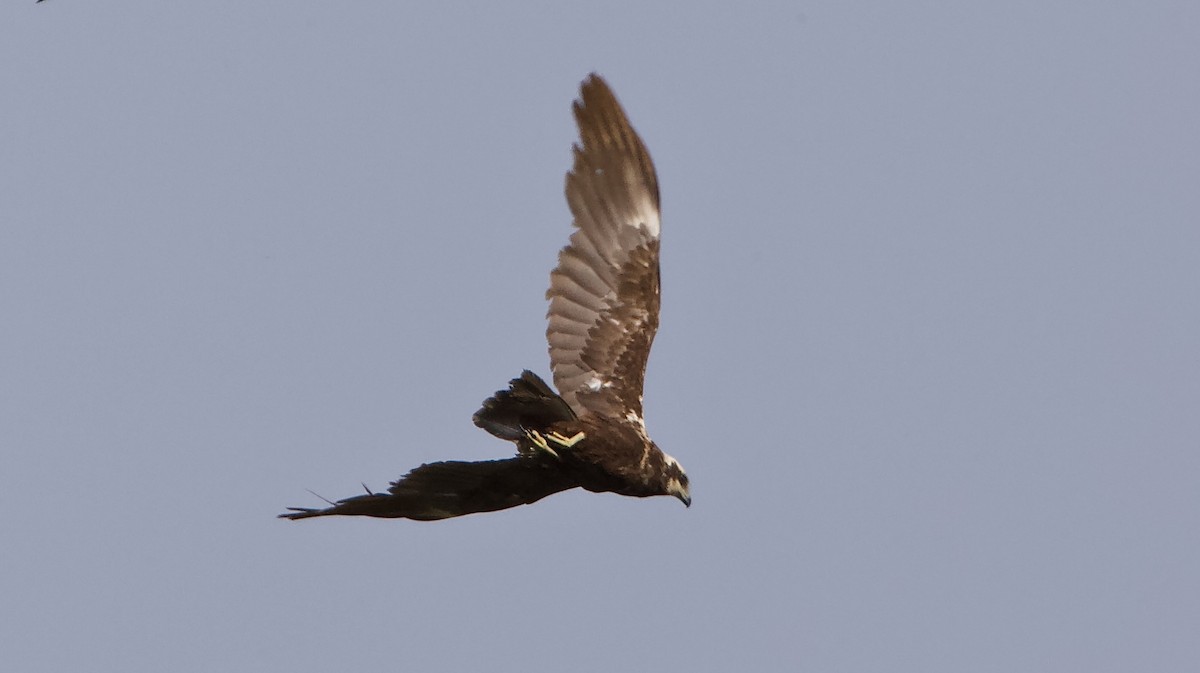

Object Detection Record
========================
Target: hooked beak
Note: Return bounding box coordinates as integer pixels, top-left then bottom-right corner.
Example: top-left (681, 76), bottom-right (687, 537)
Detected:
top-left (677, 492), bottom-right (691, 508)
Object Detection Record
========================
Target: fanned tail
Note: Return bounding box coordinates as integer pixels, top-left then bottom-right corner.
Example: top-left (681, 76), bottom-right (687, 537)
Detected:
top-left (472, 370), bottom-right (576, 441)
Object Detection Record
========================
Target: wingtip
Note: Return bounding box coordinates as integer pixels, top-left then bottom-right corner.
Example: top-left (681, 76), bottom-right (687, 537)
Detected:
top-left (576, 73), bottom-right (615, 107)
top-left (278, 507), bottom-right (322, 520)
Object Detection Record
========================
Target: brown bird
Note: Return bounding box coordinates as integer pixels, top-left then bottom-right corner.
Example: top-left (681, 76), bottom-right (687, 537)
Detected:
top-left (280, 74), bottom-right (689, 522)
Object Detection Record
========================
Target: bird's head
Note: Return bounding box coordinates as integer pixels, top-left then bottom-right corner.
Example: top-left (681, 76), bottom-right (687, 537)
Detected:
top-left (663, 453), bottom-right (691, 508)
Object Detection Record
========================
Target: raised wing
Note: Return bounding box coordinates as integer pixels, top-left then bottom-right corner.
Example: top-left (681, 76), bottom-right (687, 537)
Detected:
top-left (546, 74), bottom-right (662, 421)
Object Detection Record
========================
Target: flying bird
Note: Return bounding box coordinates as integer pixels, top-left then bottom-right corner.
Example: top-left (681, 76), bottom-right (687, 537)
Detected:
top-left (280, 74), bottom-right (689, 521)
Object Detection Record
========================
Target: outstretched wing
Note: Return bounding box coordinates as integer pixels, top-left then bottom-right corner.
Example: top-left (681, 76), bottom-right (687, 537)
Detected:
top-left (279, 458), bottom-right (578, 521)
top-left (547, 74), bottom-right (661, 421)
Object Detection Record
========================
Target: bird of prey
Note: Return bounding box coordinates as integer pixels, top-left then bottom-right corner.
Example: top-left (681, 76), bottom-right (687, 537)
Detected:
top-left (280, 74), bottom-right (689, 522)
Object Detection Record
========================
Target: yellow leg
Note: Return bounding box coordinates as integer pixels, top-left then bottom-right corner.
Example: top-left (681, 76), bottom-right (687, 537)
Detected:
top-left (546, 431), bottom-right (586, 448)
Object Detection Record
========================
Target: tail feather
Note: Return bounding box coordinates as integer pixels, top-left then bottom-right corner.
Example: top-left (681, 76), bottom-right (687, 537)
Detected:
top-left (472, 370), bottom-right (576, 440)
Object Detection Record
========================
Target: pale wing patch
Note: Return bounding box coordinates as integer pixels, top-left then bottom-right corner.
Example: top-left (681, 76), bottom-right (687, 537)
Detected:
top-left (624, 410), bottom-right (646, 433)
top-left (629, 187), bottom-right (661, 239)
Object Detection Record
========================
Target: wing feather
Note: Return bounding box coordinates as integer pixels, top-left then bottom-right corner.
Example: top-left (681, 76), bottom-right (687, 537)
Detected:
top-left (546, 74), bottom-right (662, 420)
top-left (279, 459), bottom-right (577, 521)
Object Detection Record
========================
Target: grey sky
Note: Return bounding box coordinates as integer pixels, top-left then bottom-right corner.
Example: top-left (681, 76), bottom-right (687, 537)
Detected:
top-left (3, 2), bottom-right (1198, 672)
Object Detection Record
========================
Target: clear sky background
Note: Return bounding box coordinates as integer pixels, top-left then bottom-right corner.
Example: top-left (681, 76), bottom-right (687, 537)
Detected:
top-left (3, 2), bottom-right (1198, 671)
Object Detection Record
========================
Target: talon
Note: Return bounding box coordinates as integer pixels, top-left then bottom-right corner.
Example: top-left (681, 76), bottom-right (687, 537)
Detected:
top-left (525, 430), bottom-right (559, 459)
